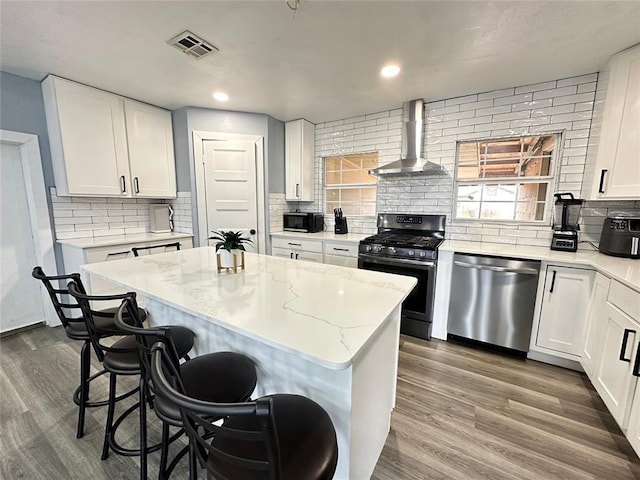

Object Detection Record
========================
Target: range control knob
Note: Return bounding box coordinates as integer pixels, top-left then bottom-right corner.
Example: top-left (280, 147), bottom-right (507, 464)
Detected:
top-left (388, 247), bottom-right (396, 254)
top-left (373, 245), bottom-right (382, 253)
top-left (408, 250), bottom-right (415, 256)
top-left (365, 245), bottom-right (372, 252)
top-left (419, 251), bottom-right (426, 257)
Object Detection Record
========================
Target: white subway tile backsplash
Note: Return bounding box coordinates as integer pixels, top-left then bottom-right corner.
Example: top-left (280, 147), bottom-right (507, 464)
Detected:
top-left (515, 81), bottom-right (557, 94)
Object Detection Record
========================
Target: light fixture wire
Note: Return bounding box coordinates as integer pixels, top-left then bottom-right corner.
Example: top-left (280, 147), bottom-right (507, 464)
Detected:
top-left (286, 0), bottom-right (301, 16)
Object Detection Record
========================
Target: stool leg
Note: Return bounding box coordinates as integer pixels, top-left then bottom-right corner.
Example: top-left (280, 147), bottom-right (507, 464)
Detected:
top-left (189, 442), bottom-right (198, 480)
top-left (76, 340), bottom-right (91, 439)
top-left (158, 422), bottom-right (169, 480)
top-left (101, 373), bottom-right (117, 460)
top-left (139, 376), bottom-right (148, 480)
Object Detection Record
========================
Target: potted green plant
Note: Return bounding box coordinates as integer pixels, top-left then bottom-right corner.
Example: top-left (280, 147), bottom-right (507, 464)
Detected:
top-left (209, 230), bottom-right (253, 268)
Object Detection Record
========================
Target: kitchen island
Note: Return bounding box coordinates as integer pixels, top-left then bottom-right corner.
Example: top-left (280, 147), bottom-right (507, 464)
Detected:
top-left (82, 247), bottom-right (417, 480)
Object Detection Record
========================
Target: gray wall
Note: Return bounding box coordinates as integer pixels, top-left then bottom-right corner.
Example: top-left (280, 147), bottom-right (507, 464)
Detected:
top-left (0, 71), bottom-right (53, 186)
top-left (0, 70), bottom-right (64, 273)
top-left (267, 115), bottom-right (285, 194)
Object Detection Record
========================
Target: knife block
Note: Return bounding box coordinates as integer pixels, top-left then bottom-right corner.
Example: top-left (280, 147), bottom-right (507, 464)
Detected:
top-left (334, 217), bottom-right (348, 234)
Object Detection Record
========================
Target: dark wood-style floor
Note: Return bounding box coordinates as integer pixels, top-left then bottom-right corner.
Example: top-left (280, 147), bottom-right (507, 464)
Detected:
top-left (1, 327), bottom-right (638, 479)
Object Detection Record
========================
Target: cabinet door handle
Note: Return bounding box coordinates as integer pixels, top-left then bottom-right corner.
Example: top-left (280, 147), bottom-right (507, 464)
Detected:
top-left (120, 175), bottom-right (126, 193)
top-left (633, 343), bottom-right (640, 377)
top-left (598, 169), bottom-right (607, 193)
top-left (107, 251), bottom-right (130, 257)
top-left (295, 183), bottom-right (300, 198)
top-left (134, 177), bottom-right (140, 194)
top-left (288, 242), bottom-right (302, 246)
top-left (295, 252), bottom-right (299, 259)
top-left (290, 252), bottom-right (293, 259)
top-left (619, 328), bottom-right (636, 362)
top-left (549, 270), bottom-right (557, 293)
top-left (333, 248), bottom-right (349, 252)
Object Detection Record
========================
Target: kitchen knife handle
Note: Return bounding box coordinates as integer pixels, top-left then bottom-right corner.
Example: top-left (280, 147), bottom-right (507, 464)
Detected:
top-left (620, 328), bottom-right (635, 362)
top-left (598, 169), bottom-right (607, 193)
top-left (633, 343), bottom-right (640, 377)
top-left (549, 270), bottom-right (557, 293)
top-left (120, 175), bottom-right (126, 193)
top-left (134, 177), bottom-right (140, 194)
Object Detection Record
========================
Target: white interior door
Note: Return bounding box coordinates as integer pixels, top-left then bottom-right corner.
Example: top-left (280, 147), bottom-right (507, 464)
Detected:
top-left (0, 143), bottom-right (45, 333)
top-left (203, 140), bottom-right (258, 252)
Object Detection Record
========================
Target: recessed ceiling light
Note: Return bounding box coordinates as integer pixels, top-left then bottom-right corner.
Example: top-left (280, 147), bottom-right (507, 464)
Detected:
top-left (212, 92), bottom-right (229, 102)
top-left (381, 65), bottom-right (400, 78)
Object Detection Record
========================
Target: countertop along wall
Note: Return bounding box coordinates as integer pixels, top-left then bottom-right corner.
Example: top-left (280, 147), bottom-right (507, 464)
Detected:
top-left (301, 73), bottom-right (640, 248)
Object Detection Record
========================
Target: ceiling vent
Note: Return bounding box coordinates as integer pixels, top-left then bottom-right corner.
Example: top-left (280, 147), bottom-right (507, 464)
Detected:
top-left (168, 31), bottom-right (218, 60)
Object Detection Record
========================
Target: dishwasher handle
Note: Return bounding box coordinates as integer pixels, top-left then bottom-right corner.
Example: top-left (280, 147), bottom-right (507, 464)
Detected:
top-left (453, 260), bottom-right (539, 275)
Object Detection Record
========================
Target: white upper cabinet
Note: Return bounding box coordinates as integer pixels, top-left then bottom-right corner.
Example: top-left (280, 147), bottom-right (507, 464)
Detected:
top-left (589, 44), bottom-right (640, 199)
top-left (42, 75), bottom-right (176, 198)
top-left (124, 99), bottom-right (176, 198)
top-left (285, 119), bottom-right (315, 201)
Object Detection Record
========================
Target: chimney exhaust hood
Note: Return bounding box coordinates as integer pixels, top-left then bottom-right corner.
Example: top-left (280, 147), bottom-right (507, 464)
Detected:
top-left (369, 99), bottom-right (445, 176)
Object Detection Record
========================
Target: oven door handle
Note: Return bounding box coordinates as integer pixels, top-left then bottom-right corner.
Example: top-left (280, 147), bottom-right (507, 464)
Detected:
top-left (359, 253), bottom-right (435, 269)
top-left (454, 260), bottom-right (538, 275)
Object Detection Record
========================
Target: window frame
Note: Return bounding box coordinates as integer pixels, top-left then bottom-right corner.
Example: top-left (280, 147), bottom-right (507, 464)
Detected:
top-left (323, 151), bottom-right (378, 218)
top-left (453, 133), bottom-right (562, 225)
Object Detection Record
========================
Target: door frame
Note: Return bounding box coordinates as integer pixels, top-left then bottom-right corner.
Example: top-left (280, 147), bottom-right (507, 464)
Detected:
top-left (0, 130), bottom-right (58, 327)
top-left (193, 131), bottom-right (266, 253)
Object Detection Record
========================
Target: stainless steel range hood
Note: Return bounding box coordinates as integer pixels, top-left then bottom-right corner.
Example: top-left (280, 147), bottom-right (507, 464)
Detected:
top-left (369, 99), bottom-right (445, 176)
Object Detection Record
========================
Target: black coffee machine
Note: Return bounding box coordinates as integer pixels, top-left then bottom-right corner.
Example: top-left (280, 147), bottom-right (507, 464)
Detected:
top-left (551, 193), bottom-right (583, 252)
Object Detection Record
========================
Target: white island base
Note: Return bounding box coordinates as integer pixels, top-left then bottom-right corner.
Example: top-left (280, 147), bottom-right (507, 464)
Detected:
top-left (147, 298), bottom-right (401, 480)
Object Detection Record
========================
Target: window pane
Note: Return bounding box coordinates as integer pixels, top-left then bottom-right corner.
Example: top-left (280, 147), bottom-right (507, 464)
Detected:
top-left (362, 154), bottom-right (378, 169)
top-left (326, 170), bottom-right (341, 185)
top-left (361, 172), bottom-right (377, 184)
top-left (341, 188), bottom-right (360, 202)
top-left (516, 202), bottom-right (546, 221)
top-left (361, 187), bottom-right (376, 202)
top-left (326, 157), bottom-right (342, 170)
top-left (342, 170), bottom-right (362, 184)
top-left (457, 184), bottom-right (481, 201)
top-left (517, 182), bottom-right (548, 202)
top-left (482, 184), bottom-right (516, 202)
top-left (480, 202), bottom-right (515, 220)
top-left (457, 143), bottom-right (480, 179)
top-left (326, 202), bottom-right (339, 214)
top-left (456, 202), bottom-right (480, 219)
top-left (326, 188), bottom-right (340, 201)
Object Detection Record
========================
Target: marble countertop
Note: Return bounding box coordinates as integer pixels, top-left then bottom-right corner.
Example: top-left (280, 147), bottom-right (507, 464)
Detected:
top-left (441, 240), bottom-right (640, 292)
top-left (57, 232), bottom-right (194, 248)
top-left (82, 248), bottom-right (416, 369)
top-left (270, 231), bottom-right (369, 243)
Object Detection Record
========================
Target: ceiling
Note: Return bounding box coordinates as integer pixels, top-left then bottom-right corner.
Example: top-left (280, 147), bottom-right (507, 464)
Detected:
top-left (1, 1), bottom-right (639, 124)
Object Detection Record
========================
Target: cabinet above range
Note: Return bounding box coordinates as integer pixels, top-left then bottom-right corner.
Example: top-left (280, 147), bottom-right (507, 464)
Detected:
top-left (42, 75), bottom-right (176, 198)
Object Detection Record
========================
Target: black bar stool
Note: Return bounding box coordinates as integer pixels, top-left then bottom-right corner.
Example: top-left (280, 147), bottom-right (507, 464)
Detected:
top-left (67, 282), bottom-right (194, 480)
top-left (114, 295), bottom-right (258, 479)
top-left (150, 342), bottom-right (339, 480)
top-left (31, 266), bottom-right (143, 438)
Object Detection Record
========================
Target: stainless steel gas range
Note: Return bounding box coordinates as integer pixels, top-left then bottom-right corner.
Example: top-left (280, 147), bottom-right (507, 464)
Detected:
top-left (358, 213), bottom-right (446, 340)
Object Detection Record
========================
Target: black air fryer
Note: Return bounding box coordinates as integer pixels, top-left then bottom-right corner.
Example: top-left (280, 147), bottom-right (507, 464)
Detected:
top-left (599, 216), bottom-right (640, 259)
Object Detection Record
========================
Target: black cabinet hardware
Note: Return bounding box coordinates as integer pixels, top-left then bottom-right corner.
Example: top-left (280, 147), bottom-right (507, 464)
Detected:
top-left (549, 270), bottom-right (557, 293)
top-left (120, 175), bottom-right (126, 193)
top-left (633, 343), bottom-right (640, 377)
top-left (134, 177), bottom-right (140, 193)
top-left (598, 169), bottom-right (608, 193)
top-left (620, 328), bottom-right (636, 362)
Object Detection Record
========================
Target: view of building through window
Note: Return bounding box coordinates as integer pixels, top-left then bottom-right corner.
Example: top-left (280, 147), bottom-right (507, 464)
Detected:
top-left (325, 152), bottom-right (378, 216)
top-left (455, 135), bottom-right (558, 222)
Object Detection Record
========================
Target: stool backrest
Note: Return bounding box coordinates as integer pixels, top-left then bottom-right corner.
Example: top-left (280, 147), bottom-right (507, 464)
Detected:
top-left (149, 342), bottom-right (282, 480)
top-left (67, 281), bottom-right (135, 362)
top-left (31, 266), bottom-right (85, 329)
top-left (131, 242), bottom-right (181, 257)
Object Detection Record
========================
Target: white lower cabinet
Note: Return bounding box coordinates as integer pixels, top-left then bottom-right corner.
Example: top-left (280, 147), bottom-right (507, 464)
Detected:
top-left (534, 265), bottom-right (594, 357)
top-left (323, 241), bottom-right (358, 268)
top-left (581, 273), bottom-right (611, 377)
top-left (271, 237), bottom-right (323, 263)
top-left (627, 385), bottom-right (640, 453)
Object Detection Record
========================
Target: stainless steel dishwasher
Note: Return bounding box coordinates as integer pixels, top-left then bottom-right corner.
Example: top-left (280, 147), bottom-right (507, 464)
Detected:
top-left (447, 253), bottom-right (541, 352)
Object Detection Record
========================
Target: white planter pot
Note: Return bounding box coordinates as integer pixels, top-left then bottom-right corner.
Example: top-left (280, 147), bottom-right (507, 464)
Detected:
top-left (218, 249), bottom-right (239, 268)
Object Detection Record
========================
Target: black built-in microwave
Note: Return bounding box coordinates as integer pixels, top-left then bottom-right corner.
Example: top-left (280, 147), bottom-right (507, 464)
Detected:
top-left (283, 212), bottom-right (324, 233)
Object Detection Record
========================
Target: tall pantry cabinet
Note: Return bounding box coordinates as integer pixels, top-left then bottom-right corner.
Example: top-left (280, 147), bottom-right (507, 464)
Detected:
top-left (42, 75), bottom-right (176, 198)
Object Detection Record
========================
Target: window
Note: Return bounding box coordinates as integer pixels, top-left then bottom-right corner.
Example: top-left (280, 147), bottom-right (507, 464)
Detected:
top-left (325, 152), bottom-right (378, 216)
top-left (454, 135), bottom-right (559, 222)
